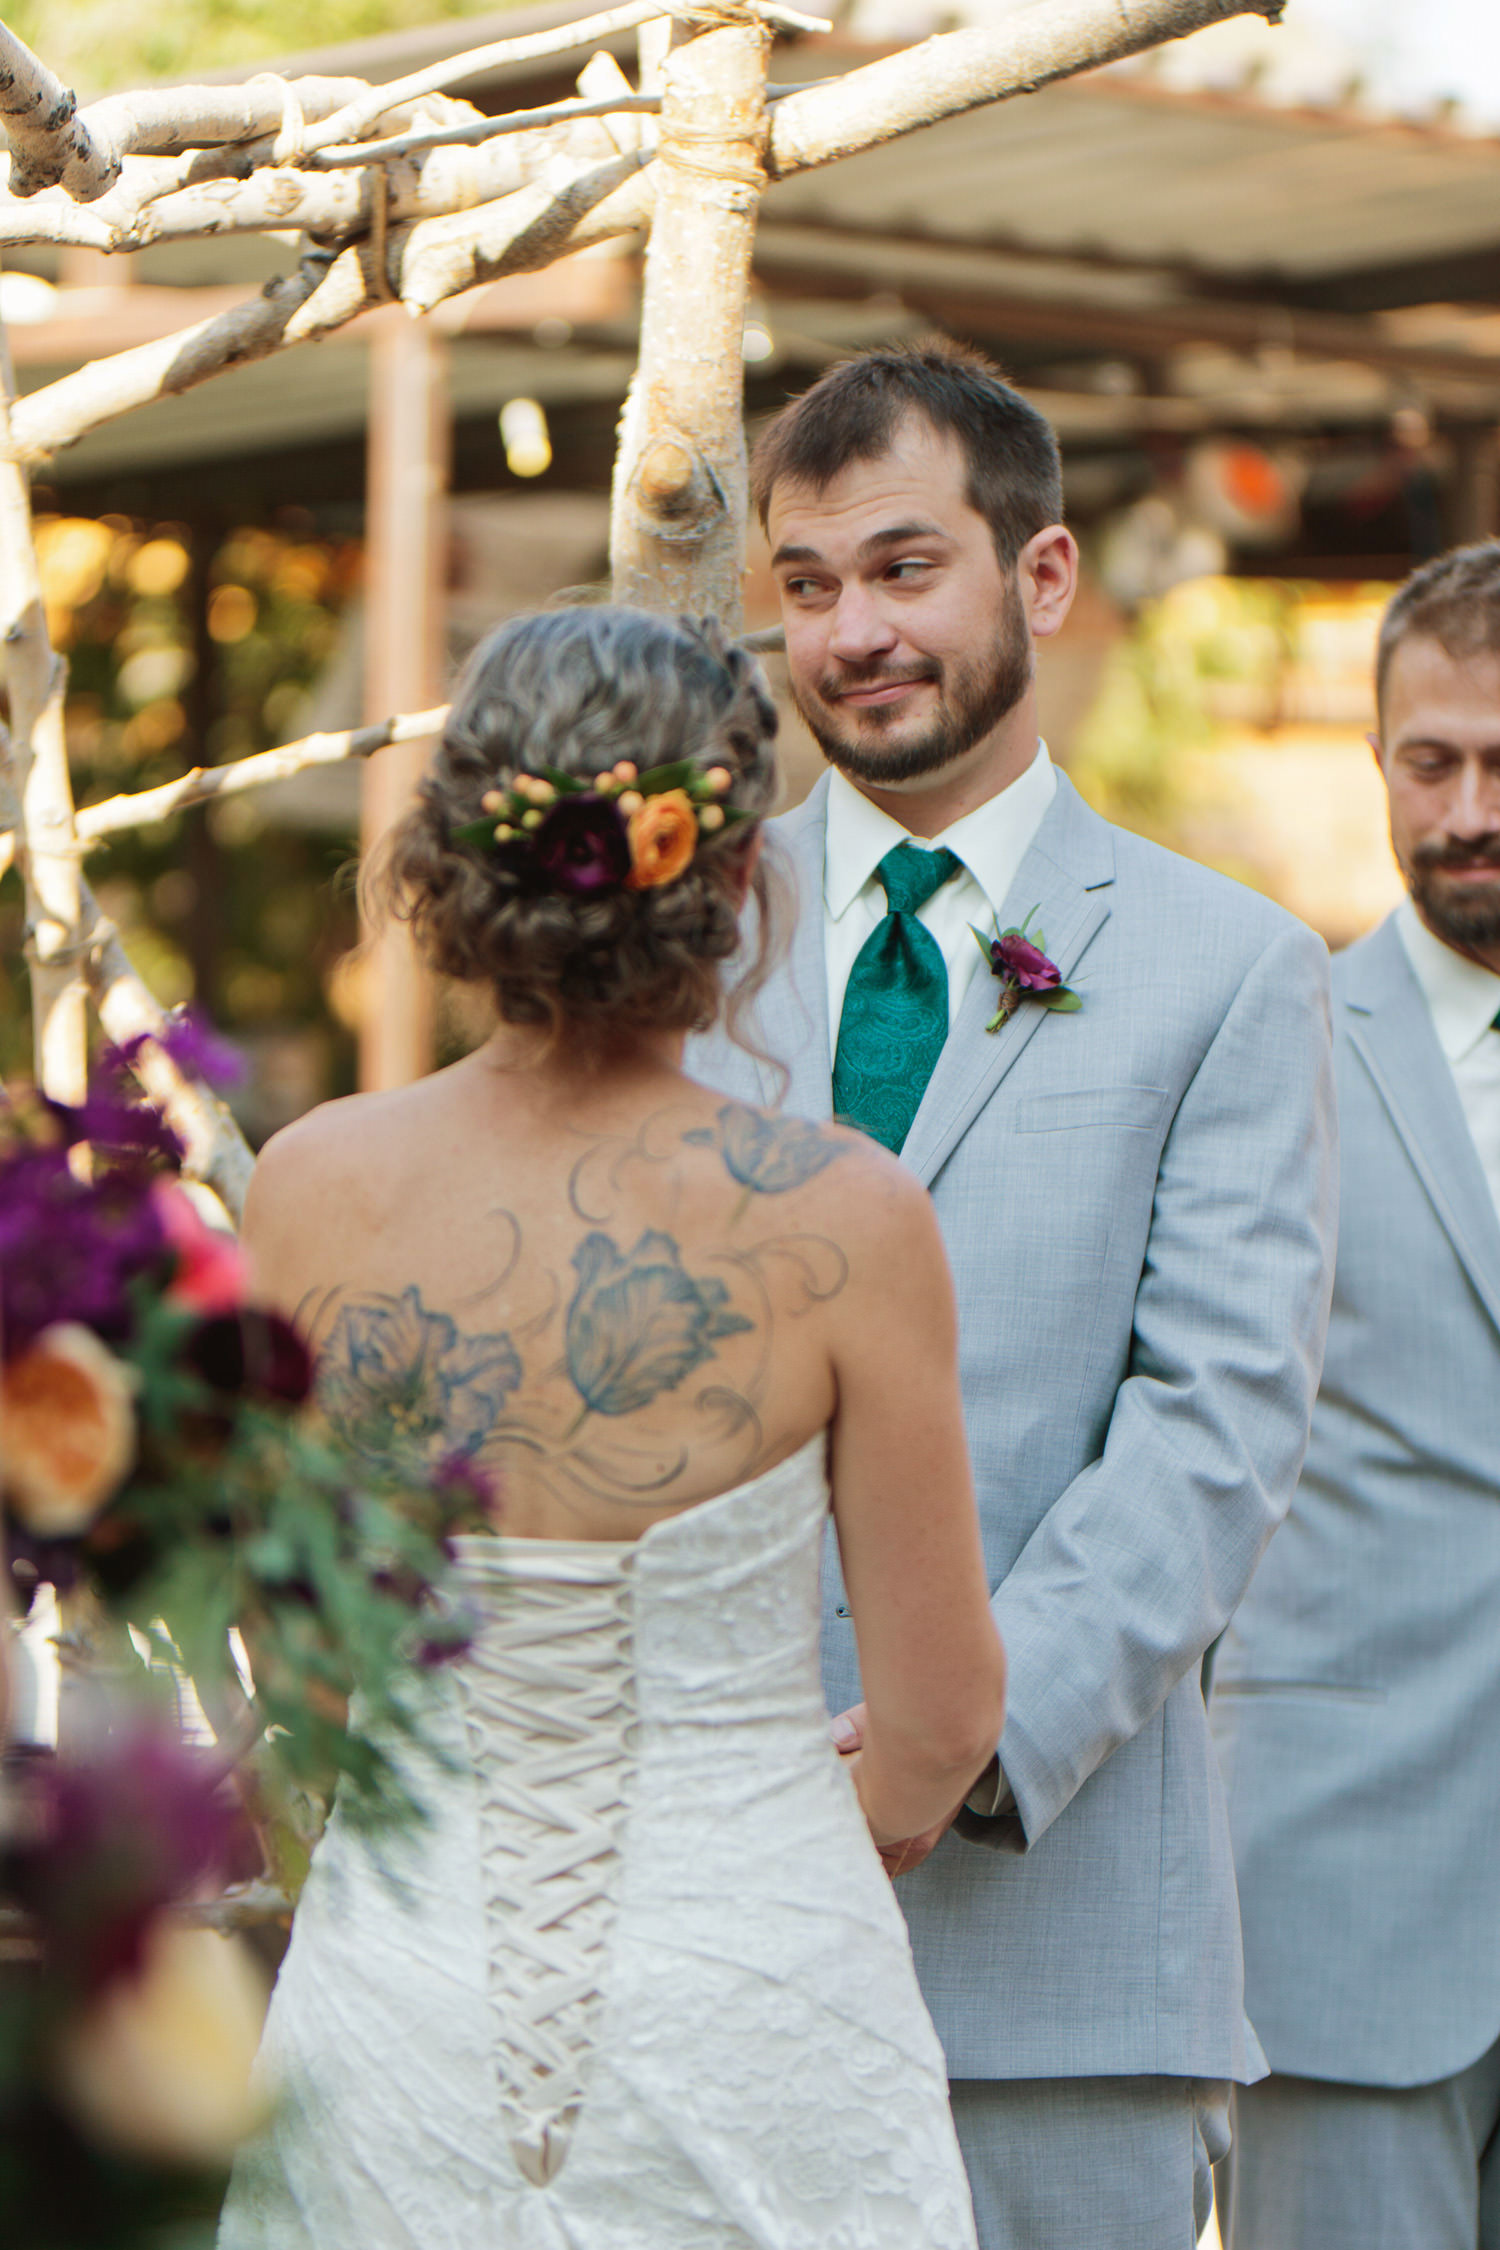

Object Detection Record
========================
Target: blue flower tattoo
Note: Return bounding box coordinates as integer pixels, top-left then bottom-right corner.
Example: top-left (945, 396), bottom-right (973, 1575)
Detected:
top-left (565, 1229), bottom-right (751, 1418)
top-left (319, 1286), bottom-right (522, 1468)
top-left (684, 1104), bottom-right (844, 1196)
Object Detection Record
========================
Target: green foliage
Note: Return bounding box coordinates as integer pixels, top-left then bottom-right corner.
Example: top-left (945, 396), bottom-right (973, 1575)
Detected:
top-left (8, 0), bottom-right (531, 99)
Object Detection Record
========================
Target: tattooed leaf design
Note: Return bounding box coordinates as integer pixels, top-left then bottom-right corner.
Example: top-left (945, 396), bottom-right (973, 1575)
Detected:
top-left (319, 1286), bottom-right (522, 1467)
top-left (684, 1104), bottom-right (844, 1196)
top-left (566, 1229), bottom-right (752, 1418)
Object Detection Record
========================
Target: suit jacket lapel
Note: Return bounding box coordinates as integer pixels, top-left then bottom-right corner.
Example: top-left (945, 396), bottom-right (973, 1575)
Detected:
top-left (901, 774), bottom-right (1115, 1189)
top-left (1345, 915), bottom-right (1500, 1335)
top-left (760, 777), bottom-right (833, 1122)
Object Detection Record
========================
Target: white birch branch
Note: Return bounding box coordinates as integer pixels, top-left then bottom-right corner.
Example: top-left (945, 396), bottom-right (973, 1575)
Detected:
top-left (0, 320), bottom-right (86, 1105)
top-left (765, 0), bottom-right (1283, 175)
top-left (300, 3), bottom-right (679, 155)
top-left (4, 0), bottom-right (1280, 460)
top-left (74, 706), bottom-right (449, 843)
top-left (0, 37), bottom-right (369, 203)
top-left (312, 91), bottom-right (663, 168)
top-left (78, 880), bottom-right (257, 1221)
top-left (611, 17), bottom-right (769, 622)
top-left (0, 23), bottom-right (116, 201)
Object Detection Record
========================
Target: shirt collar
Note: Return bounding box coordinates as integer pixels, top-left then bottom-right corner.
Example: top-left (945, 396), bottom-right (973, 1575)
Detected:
top-left (823, 745), bottom-right (1057, 923)
top-left (1396, 899), bottom-right (1500, 1064)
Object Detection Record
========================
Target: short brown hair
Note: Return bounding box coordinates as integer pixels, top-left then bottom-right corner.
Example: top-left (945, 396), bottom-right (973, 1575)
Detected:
top-left (750, 340), bottom-right (1063, 566)
top-left (371, 609), bottom-right (781, 1064)
top-left (1376, 540), bottom-right (1500, 721)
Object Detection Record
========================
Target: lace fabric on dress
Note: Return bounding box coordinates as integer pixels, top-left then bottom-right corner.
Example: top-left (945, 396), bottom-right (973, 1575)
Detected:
top-left (457, 1544), bottom-right (638, 2186)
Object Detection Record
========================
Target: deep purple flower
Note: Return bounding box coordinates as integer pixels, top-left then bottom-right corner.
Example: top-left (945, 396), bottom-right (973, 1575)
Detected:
top-left (529, 795), bottom-right (631, 896)
top-left (0, 1151), bottom-right (169, 1359)
top-left (430, 1450), bottom-right (499, 1522)
top-left (182, 1308), bottom-right (313, 1406)
top-left (990, 931), bottom-right (1062, 992)
top-left (2, 1720), bottom-right (237, 1993)
top-left (108, 1010), bottom-right (246, 1092)
top-left (46, 1089), bottom-right (183, 1166)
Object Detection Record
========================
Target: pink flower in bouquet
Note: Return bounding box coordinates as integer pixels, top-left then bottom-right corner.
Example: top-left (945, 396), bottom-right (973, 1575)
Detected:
top-left (1, 1323), bottom-right (138, 1537)
top-left (153, 1182), bottom-right (246, 1317)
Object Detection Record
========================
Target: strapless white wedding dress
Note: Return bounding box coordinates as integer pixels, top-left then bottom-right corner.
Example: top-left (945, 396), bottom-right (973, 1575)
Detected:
top-left (219, 1435), bottom-right (978, 2249)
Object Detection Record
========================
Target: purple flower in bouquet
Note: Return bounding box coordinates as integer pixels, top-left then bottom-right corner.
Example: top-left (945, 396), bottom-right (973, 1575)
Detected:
top-left (0, 1149), bottom-right (169, 1359)
top-left (108, 1008), bottom-right (246, 1092)
top-left (182, 1308), bottom-right (313, 1408)
top-left (2, 1719), bottom-right (237, 1993)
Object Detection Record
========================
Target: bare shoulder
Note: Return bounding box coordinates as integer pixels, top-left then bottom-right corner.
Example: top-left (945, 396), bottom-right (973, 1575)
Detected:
top-left (242, 1083), bottom-right (433, 1297)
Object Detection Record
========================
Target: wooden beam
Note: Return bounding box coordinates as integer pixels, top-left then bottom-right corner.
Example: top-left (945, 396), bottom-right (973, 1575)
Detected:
top-left (358, 313), bottom-right (447, 1092)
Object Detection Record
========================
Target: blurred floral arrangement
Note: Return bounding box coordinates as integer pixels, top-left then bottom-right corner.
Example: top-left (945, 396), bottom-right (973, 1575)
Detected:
top-left (0, 1024), bottom-right (488, 2242)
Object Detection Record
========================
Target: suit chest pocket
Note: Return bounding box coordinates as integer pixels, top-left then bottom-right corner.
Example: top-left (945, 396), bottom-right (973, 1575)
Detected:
top-left (1010, 1085), bottom-right (1171, 1135)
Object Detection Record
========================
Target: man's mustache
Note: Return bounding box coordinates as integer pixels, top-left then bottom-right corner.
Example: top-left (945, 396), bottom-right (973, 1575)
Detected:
top-left (1412, 836), bottom-right (1500, 873)
top-left (816, 662), bottom-right (940, 701)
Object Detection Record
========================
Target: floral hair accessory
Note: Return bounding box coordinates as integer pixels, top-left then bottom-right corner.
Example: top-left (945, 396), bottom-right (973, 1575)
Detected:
top-left (971, 909), bottom-right (1082, 1034)
top-left (450, 757), bottom-right (751, 897)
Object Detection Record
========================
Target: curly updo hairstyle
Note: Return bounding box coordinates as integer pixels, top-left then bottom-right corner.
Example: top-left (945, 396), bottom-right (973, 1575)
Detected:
top-left (374, 608), bottom-right (782, 1062)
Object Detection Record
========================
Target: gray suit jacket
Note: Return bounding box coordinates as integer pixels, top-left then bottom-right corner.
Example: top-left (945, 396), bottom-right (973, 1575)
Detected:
top-left (1211, 914), bottom-right (1500, 2088)
top-left (690, 769), bottom-right (1336, 2081)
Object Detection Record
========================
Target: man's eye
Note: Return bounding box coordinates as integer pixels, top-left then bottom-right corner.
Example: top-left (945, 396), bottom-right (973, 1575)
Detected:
top-left (886, 559), bottom-right (931, 582)
top-left (783, 576), bottom-right (828, 601)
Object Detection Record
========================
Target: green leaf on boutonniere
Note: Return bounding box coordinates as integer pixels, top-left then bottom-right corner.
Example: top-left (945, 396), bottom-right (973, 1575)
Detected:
top-left (1046, 990), bottom-right (1083, 1013)
top-left (970, 922), bottom-right (997, 962)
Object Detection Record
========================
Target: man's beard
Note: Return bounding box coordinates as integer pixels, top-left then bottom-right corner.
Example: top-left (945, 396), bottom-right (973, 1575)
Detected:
top-left (792, 577), bottom-right (1032, 788)
top-left (1406, 834), bottom-right (1500, 950)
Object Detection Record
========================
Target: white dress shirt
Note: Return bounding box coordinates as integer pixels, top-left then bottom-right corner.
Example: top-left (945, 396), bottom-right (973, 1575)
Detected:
top-left (823, 746), bottom-right (1056, 1823)
top-left (822, 745), bottom-right (1058, 1064)
top-left (1397, 900), bottom-right (1500, 1225)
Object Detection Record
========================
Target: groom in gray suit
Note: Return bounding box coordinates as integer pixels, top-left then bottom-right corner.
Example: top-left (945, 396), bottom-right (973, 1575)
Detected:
top-left (1212, 542), bottom-right (1500, 2250)
top-left (691, 343), bottom-right (1337, 2247)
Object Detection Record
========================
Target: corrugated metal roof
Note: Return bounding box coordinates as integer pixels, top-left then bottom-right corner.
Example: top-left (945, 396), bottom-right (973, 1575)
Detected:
top-left (762, 71), bottom-right (1500, 284)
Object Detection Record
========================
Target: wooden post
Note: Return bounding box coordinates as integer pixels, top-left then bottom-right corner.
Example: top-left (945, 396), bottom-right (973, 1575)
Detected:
top-left (358, 313), bottom-right (449, 1091)
top-left (610, 10), bottom-right (770, 626)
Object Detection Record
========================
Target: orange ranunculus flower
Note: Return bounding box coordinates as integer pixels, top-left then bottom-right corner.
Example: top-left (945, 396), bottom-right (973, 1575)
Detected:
top-left (626, 789), bottom-right (698, 890)
top-left (2, 1322), bottom-right (137, 1537)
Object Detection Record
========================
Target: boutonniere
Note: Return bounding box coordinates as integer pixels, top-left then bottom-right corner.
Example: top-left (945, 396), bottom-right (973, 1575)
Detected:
top-left (971, 909), bottom-right (1082, 1034)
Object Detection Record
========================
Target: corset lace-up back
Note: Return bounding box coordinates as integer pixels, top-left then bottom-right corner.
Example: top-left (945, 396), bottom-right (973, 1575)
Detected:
top-left (220, 1435), bottom-right (978, 2250)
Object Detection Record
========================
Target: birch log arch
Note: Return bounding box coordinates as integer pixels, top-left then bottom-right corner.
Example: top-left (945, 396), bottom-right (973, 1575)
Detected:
top-left (0, 0), bottom-right (1282, 1216)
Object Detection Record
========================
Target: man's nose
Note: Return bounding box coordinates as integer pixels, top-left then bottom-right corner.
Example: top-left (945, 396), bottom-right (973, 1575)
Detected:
top-left (827, 585), bottom-right (899, 666)
top-left (1447, 759), bottom-right (1500, 840)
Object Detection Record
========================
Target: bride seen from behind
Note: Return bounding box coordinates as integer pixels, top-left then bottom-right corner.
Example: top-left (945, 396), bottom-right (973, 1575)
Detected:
top-left (219, 608), bottom-right (1003, 2249)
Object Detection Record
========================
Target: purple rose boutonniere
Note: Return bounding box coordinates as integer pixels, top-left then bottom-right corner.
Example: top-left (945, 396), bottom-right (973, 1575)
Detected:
top-left (972, 909), bottom-right (1082, 1034)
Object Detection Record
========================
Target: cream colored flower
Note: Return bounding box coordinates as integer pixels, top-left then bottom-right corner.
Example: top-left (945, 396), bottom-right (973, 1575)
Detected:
top-left (2, 1323), bottom-right (137, 1538)
top-left (53, 1921), bottom-right (271, 2167)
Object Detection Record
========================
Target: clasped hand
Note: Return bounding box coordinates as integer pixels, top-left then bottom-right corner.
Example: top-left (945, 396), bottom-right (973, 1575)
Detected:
top-left (829, 1702), bottom-right (966, 1880)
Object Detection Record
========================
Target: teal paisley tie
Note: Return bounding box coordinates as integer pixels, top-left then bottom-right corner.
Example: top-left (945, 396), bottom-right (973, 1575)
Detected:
top-left (832, 841), bottom-right (962, 1153)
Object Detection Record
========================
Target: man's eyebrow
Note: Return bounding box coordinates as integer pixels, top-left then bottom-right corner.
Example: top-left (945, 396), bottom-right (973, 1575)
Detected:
top-left (770, 522), bottom-right (954, 571)
top-left (856, 521), bottom-right (951, 561)
top-left (1395, 734), bottom-right (1500, 755)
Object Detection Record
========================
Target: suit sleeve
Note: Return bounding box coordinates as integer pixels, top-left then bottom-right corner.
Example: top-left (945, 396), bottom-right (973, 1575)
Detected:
top-left (955, 919), bottom-right (1338, 1853)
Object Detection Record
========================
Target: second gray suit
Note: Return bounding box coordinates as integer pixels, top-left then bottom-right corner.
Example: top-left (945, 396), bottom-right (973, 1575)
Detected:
top-left (691, 771), bottom-right (1337, 2242)
top-left (1212, 915), bottom-right (1500, 2249)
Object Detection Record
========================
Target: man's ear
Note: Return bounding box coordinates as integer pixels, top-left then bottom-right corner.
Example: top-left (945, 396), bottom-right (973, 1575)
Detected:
top-left (1366, 728), bottom-right (1385, 775)
top-left (1018, 525), bottom-right (1079, 642)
